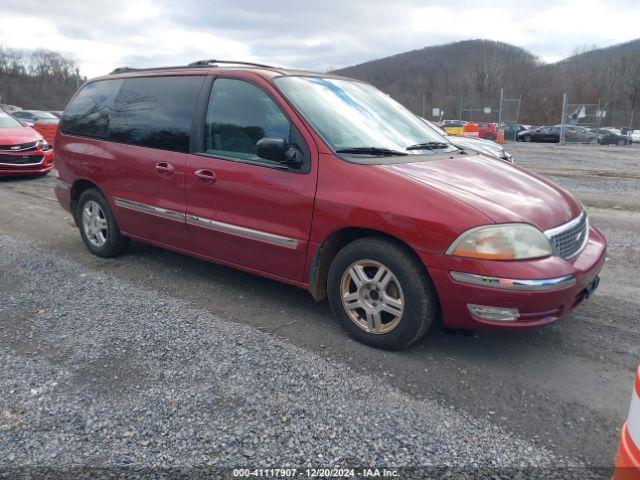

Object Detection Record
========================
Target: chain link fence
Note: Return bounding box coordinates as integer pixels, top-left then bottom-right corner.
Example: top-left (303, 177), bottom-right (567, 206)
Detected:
top-left (559, 94), bottom-right (637, 146)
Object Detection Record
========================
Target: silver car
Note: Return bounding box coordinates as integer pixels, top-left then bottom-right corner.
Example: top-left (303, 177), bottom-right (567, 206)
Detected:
top-left (421, 118), bottom-right (513, 162)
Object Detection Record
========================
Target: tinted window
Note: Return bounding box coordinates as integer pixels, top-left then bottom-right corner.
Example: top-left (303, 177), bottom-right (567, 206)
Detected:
top-left (203, 78), bottom-right (290, 163)
top-left (109, 76), bottom-right (205, 153)
top-left (61, 79), bottom-right (122, 138)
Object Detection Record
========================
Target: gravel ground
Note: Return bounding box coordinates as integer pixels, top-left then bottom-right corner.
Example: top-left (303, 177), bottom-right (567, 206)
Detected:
top-left (0, 235), bottom-right (604, 478)
top-left (508, 142), bottom-right (640, 208)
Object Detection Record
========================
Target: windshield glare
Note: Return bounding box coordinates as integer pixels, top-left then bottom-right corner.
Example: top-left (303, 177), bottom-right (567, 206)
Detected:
top-left (274, 76), bottom-right (456, 154)
top-left (0, 111), bottom-right (23, 128)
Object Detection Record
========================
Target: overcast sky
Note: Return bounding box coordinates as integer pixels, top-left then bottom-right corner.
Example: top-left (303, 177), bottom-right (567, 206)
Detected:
top-left (1, 0), bottom-right (640, 78)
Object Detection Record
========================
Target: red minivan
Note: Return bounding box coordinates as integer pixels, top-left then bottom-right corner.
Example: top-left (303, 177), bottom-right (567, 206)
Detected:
top-left (53, 60), bottom-right (606, 349)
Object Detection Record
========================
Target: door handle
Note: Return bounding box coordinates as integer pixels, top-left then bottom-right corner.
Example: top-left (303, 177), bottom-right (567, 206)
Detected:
top-left (155, 162), bottom-right (175, 177)
top-left (195, 168), bottom-right (216, 185)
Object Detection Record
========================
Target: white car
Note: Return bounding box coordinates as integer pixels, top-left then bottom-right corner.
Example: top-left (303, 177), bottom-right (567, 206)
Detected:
top-left (632, 130), bottom-right (640, 143)
top-left (421, 118), bottom-right (513, 162)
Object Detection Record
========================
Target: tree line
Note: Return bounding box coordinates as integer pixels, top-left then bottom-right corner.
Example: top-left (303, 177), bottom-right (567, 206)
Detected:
top-left (0, 46), bottom-right (84, 110)
top-left (335, 39), bottom-right (640, 128)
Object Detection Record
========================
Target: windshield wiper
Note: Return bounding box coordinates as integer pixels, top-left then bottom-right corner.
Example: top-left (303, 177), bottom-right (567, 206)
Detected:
top-left (405, 141), bottom-right (451, 151)
top-left (335, 147), bottom-right (408, 156)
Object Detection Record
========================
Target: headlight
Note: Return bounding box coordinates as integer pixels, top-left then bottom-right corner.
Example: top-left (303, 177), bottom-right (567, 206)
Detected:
top-left (446, 224), bottom-right (553, 260)
top-left (36, 140), bottom-right (52, 151)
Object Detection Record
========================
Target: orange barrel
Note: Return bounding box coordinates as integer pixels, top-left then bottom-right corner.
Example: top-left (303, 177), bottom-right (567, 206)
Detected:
top-left (463, 122), bottom-right (480, 138)
top-left (497, 127), bottom-right (505, 145)
top-left (614, 366), bottom-right (640, 480)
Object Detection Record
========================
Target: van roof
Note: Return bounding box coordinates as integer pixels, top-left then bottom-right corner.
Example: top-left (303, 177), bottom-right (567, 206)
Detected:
top-left (103, 59), bottom-right (351, 82)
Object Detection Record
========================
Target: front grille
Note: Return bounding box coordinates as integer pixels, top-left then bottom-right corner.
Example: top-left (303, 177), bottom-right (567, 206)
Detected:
top-left (0, 153), bottom-right (44, 165)
top-left (0, 141), bottom-right (38, 152)
top-left (545, 212), bottom-right (589, 260)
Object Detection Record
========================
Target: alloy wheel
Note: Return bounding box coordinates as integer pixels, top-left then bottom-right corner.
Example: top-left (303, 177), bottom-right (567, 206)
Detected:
top-left (340, 259), bottom-right (405, 334)
top-left (82, 200), bottom-right (108, 248)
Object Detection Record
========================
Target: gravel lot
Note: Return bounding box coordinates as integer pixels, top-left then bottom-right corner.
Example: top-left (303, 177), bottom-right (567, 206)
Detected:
top-left (0, 235), bottom-right (595, 477)
top-left (0, 141), bottom-right (638, 477)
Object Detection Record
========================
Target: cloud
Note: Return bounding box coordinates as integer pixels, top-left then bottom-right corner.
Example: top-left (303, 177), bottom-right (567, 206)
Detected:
top-left (1, 0), bottom-right (639, 78)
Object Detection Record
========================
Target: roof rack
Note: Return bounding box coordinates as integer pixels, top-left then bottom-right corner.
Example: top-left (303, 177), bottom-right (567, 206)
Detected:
top-left (187, 59), bottom-right (275, 68)
top-left (110, 59), bottom-right (276, 75)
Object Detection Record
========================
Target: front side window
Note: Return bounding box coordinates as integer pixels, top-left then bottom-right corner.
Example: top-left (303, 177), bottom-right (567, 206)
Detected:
top-left (274, 76), bottom-right (457, 156)
top-left (109, 75), bottom-right (205, 153)
top-left (204, 78), bottom-right (291, 163)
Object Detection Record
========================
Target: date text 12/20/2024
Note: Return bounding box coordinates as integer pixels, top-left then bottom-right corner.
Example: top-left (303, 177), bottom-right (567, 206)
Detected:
top-left (233, 468), bottom-right (399, 477)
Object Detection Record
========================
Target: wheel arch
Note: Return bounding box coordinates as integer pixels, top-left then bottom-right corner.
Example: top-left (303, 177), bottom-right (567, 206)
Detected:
top-left (70, 179), bottom-right (101, 216)
top-left (308, 227), bottom-right (430, 301)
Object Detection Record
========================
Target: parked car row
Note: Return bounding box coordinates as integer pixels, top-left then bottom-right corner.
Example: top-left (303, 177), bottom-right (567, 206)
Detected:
top-left (439, 118), bottom-right (637, 146)
top-left (516, 125), bottom-right (634, 145)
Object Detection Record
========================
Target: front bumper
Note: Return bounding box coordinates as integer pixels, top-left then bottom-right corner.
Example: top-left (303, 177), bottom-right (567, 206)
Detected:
top-left (0, 149), bottom-right (55, 176)
top-left (424, 226), bottom-right (607, 330)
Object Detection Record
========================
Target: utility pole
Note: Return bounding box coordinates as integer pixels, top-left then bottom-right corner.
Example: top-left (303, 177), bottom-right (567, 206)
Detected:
top-left (497, 88), bottom-right (504, 125)
top-left (560, 93), bottom-right (568, 145)
top-left (422, 94), bottom-right (426, 118)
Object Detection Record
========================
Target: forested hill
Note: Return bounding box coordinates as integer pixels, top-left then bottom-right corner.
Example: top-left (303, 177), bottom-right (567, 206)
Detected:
top-left (334, 39), bottom-right (640, 126)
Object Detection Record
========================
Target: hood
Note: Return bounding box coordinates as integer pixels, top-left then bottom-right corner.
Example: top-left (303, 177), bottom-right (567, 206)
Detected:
top-left (385, 155), bottom-right (582, 231)
top-left (0, 126), bottom-right (42, 145)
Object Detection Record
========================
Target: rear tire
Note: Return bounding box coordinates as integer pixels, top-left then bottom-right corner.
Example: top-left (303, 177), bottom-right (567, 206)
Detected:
top-left (327, 237), bottom-right (438, 350)
top-left (617, 138), bottom-right (626, 146)
top-left (484, 133), bottom-right (496, 141)
top-left (76, 188), bottom-right (130, 257)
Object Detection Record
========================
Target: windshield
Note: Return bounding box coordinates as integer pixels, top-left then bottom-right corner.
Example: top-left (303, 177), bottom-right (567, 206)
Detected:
top-left (0, 111), bottom-right (23, 128)
top-left (421, 118), bottom-right (450, 137)
top-left (274, 76), bottom-right (458, 155)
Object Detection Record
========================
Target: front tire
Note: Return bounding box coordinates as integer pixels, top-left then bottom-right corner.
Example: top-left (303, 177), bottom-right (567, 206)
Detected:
top-left (76, 188), bottom-right (130, 257)
top-left (327, 237), bottom-right (438, 350)
top-left (523, 135), bottom-right (532, 142)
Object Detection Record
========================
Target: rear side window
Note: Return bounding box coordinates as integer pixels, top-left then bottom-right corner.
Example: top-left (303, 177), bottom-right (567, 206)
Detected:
top-left (109, 76), bottom-right (205, 153)
top-left (203, 78), bottom-right (291, 163)
top-left (62, 80), bottom-right (123, 138)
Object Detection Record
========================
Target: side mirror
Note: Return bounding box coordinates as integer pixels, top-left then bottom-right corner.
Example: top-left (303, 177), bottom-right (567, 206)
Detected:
top-left (256, 137), bottom-right (303, 168)
top-left (256, 137), bottom-right (288, 163)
